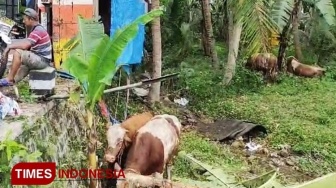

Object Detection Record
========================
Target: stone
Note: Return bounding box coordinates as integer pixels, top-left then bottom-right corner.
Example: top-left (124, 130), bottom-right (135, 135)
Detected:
top-left (285, 159), bottom-right (295, 166)
top-left (279, 149), bottom-right (289, 157)
top-left (271, 158), bottom-right (285, 167)
top-left (29, 66), bottom-right (56, 96)
top-left (270, 152), bottom-right (278, 158)
top-left (257, 148), bottom-right (269, 155)
top-left (231, 140), bottom-right (244, 148)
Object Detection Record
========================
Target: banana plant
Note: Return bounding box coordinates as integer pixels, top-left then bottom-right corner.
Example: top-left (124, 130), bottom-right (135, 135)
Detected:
top-left (61, 9), bottom-right (163, 188)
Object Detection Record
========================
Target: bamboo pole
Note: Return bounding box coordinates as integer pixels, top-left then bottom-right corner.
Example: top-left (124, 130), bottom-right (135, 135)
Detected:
top-left (34, 73), bottom-right (179, 100)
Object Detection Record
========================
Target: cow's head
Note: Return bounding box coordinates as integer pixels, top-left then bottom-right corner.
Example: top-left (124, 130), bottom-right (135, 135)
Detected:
top-left (286, 56), bottom-right (301, 72)
top-left (104, 124), bottom-right (131, 163)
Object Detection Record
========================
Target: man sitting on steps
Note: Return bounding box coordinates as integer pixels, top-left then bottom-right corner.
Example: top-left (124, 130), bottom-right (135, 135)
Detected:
top-left (0, 8), bottom-right (52, 87)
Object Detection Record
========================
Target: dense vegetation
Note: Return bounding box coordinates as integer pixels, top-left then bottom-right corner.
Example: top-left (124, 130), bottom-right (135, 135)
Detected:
top-left (2, 0), bottom-right (336, 187)
top-left (138, 0), bottom-right (336, 184)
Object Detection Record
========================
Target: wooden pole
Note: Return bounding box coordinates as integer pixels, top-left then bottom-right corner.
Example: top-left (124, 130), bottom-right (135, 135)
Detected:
top-left (34, 73), bottom-right (179, 100)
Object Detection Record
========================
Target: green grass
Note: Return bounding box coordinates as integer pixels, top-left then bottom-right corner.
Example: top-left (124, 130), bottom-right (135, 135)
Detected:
top-left (101, 44), bottom-right (336, 183)
top-left (173, 131), bottom-right (244, 179)
top-left (17, 80), bottom-right (36, 103)
top-left (159, 46), bottom-right (336, 183)
top-left (215, 78), bottom-right (336, 174)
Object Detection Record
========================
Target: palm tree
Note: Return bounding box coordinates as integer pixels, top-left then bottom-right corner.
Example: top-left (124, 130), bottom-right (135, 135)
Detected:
top-left (201, 0), bottom-right (219, 67)
top-left (222, 0), bottom-right (336, 83)
top-left (148, 0), bottom-right (163, 102)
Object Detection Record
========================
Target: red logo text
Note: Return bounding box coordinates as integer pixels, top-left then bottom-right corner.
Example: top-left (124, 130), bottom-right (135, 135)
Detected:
top-left (11, 162), bottom-right (125, 185)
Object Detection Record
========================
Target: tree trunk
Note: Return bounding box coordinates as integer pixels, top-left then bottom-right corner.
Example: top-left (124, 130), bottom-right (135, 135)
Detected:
top-left (292, 0), bottom-right (303, 61)
top-left (201, 19), bottom-right (211, 56)
top-left (223, 19), bottom-right (242, 85)
top-left (201, 0), bottom-right (219, 68)
top-left (87, 110), bottom-right (98, 188)
top-left (223, 0), bottom-right (229, 46)
top-left (277, 0), bottom-right (298, 71)
top-left (148, 0), bottom-right (162, 103)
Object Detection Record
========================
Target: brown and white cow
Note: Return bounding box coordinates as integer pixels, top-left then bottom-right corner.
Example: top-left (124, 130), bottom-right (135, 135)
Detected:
top-left (245, 53), bottom-right (279, 82)
top-left (117, 114), bottom-right (182, 188)
top-left (104, 112), bottom-right (154, 168)
top-left (286, 56), bottom-right (326, 78)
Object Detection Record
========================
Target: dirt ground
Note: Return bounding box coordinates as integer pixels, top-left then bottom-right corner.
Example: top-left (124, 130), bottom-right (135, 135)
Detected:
top-left (173, 104), bottom-right (316, 184)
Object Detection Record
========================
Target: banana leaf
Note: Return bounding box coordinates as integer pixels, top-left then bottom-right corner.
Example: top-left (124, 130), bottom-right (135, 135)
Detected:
top-left (241, 169), bottom-right (284, 188)
top-left (178, 151), bottom-right (244, 188)
top-left (62, 9), bottom-right (163, 110)
top-left (288, 173), bottom-right (336, 188)
top-left (86, 9), bottom-right (163, 109)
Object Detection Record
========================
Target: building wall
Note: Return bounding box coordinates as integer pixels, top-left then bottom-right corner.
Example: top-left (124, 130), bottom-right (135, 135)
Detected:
top-left (38, 0), bottom-right (94, 69)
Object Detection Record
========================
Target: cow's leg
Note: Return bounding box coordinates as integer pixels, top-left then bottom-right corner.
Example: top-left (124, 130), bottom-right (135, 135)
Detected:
top-left (166, 162), bottom-right (173, 180)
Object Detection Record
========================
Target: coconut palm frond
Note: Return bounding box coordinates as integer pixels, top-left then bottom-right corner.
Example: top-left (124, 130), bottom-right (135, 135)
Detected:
top-left (231, 0), bottom-right (279, 55)
top-left (271, 0), bottom-right (295, 31)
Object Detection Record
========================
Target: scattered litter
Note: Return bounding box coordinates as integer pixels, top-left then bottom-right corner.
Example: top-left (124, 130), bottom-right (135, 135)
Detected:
top-left (245, 142), bottom-right (262, 155)
top-left (174, 97), bottom-right (189, 106)
top-left (132, 87), bottom-right (149, 97)
top-left (0, 91), bottom-right (21, 120)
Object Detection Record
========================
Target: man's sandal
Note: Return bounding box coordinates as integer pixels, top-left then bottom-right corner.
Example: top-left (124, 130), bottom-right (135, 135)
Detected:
top-left (0, 78), bottom-right (14, 87)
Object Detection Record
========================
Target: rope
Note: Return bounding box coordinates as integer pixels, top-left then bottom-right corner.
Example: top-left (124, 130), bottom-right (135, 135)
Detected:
top-left (114, 69), bottom-right (122, 119)
top-left (124, 75), bottom-right (130, 120)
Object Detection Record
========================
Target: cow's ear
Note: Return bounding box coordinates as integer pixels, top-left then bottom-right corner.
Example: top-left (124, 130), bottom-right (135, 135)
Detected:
top-left (124, 135), bottom-right (131, 143)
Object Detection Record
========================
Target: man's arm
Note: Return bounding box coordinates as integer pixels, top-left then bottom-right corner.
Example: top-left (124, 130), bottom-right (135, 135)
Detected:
top-left (6, 39), bottom-right (32, 50)
top-left (6, 29), bottom-right (40, 51)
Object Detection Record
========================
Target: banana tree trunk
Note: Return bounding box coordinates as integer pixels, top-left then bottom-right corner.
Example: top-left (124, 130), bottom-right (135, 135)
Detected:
top-left (292, 0), bottom-right (303, 61)
top-left (201, 0), bottom-right (219, 68)
top-left (223, 19), bottom-right (242, 85)
top-left (148, 0), bottom-right (162, 102)
top-left (87, 109), bottom-right (98, 188)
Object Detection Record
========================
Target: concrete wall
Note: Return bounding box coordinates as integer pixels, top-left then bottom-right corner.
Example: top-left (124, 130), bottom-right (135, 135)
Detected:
top-left (0, 100), bottom-right (88, 187)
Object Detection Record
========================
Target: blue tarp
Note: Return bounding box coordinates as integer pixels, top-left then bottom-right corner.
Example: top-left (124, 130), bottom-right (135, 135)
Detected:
top-left (26, 0), bottom-right (36, 9)
top-left (110, 0), bottom-right (146, 74)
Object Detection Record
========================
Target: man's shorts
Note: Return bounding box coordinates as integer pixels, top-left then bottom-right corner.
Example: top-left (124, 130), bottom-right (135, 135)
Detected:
top-left (15, 49), bottom-right (49, 69)
top-left (13, 49), bottom-right (50, 83)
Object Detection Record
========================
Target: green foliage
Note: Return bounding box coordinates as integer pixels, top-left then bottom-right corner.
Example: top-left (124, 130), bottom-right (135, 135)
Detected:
top-left (234, 0), bottom-right (279, 54)
top-left (0, 131), bottom-right (42, 186)
top-left (160, 0), bottom-right (202, 53)
top-left (62, 10), bottom-right (163, 110)
top-left (241, 170), bottom-right (283, 188)
top-left (162, 42), bottom-right (336, 181)
top-left (177, 151), bottom-right (245, 188)
top-left (314, 0), bottom-right (336, 26)
top-left (171, 131), bottom-right (244, 184)
top-left (271, 0), bottom-right (294, 32)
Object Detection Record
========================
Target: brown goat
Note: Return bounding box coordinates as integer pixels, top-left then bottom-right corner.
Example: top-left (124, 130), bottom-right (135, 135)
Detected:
top-left (286, 56), bottom-right (326, 78)
top-left (245, 53), bottom-right (278, 82)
